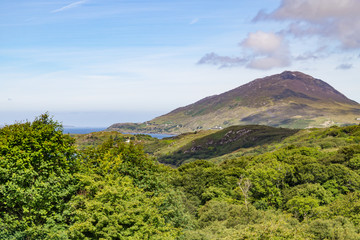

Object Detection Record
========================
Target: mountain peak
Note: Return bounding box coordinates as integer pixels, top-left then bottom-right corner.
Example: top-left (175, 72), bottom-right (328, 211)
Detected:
top-left (279, 71), bottom-right (310, 79)
top-left (241, 70), bottom-right (355, 105)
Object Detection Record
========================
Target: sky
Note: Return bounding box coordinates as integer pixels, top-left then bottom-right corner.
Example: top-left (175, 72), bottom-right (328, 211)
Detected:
top-left (1, 0), bottom-right (359, 127)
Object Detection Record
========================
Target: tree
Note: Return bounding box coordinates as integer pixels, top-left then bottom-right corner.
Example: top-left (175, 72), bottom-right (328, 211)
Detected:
top-left (69, 138), bottom-right (185, 239)
top-left (68, 174), bottom-right (180, 239)
top-left (238, 176), bottom-right (252, 210)
top-left (0, 114), bottom-right (79, 238)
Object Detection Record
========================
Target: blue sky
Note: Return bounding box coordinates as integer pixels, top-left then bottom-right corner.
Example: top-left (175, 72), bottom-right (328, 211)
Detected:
top-left (1, 0), bottom-right (359, 126)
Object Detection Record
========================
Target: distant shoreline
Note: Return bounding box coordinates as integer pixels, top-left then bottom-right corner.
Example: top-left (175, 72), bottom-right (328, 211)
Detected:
top-left (63, 127), bottom-right (107, 134)
top-left (63, 127), bottom-right (175, 139)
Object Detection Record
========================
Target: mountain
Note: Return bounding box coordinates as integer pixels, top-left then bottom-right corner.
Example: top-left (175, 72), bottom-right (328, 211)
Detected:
top-left (109, 71), bottom-right (360, 134)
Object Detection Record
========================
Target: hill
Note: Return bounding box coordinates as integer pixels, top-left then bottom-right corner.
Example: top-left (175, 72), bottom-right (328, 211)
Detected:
top-left (156, 125), bottom-right (298, 166)
top-left (109, 71), bottom-right (360, 134)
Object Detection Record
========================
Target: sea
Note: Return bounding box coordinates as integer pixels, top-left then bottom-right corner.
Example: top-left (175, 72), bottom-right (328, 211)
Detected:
top-left (63, 127), bottom-right (175, 139)
top-left (63, 127), bottom-right (107, 134)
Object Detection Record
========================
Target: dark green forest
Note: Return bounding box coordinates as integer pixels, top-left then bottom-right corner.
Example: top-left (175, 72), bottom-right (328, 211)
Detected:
top-left (2, 114), bottom-right (360, 239)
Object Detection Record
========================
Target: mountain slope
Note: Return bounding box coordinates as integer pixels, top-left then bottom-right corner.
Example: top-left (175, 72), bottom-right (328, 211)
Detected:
top-left (109, 71), bottom-right (360, 134)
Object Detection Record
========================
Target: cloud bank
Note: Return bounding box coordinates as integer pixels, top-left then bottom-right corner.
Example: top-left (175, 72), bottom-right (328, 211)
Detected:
top-left (255, 0), bottom-right (360, 49)
top-left (199, 0), bottom-right (360, 70)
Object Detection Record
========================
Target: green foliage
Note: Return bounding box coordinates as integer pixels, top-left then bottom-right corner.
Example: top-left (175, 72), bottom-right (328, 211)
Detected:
top-left (0, 113), bottom-right (79, 238)
top-left (283, 183), bottom-right (333, 206)
top-left (3, 116), bottom-right (360, 239)
top-left (348, 154), bottom-right (360, 170)
top-left (79, 138), bottom-right (171, 192)
top-left (246, 158), bottom-right (294, 208)
top-left (170, 124), bottom-right (360, 238)
top-left (306, 217), bottom-right (360, 240)
top-left (68, 174), bottom-right (179, 239)
top-left (174, 160), bottom-right (241, 205)
top-left (285, 196), bottom-right (321, 220)
top-left (0, 115), bottom-right (189, 238)
top-left (326, 191), bottom-right (360, 226)
top-left (196, 200), bottom-right (262, 228)
top-left (181, 208), bottom-right (311, 240)
top-left (69, 138), bottom-right (188, 239)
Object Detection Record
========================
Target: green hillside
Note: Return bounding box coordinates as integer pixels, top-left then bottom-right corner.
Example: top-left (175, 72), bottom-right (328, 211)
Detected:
top-left (157, 125), bottom-right (298, 166)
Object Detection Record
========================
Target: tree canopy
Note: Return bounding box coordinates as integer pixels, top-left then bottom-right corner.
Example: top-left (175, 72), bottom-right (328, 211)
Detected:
top-left (1, 115), bottom-right (360, 239)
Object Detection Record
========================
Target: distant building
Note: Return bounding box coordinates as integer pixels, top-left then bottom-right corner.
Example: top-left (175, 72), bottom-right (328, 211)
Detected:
top-left (356, 118), bottom-right (360, 121)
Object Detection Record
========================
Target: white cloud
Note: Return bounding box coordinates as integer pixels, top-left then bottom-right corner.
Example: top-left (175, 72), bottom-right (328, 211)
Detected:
top-left (241, 31), bottom-right (283, 54)
top-left (198, 31), bottom-right (290, 70)
top-left (52, 0), bottom-right (87, 13)
top-left (255, 0), bottom-right (360, 49)
top-left (241, 31), bottom-right (291, 70)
